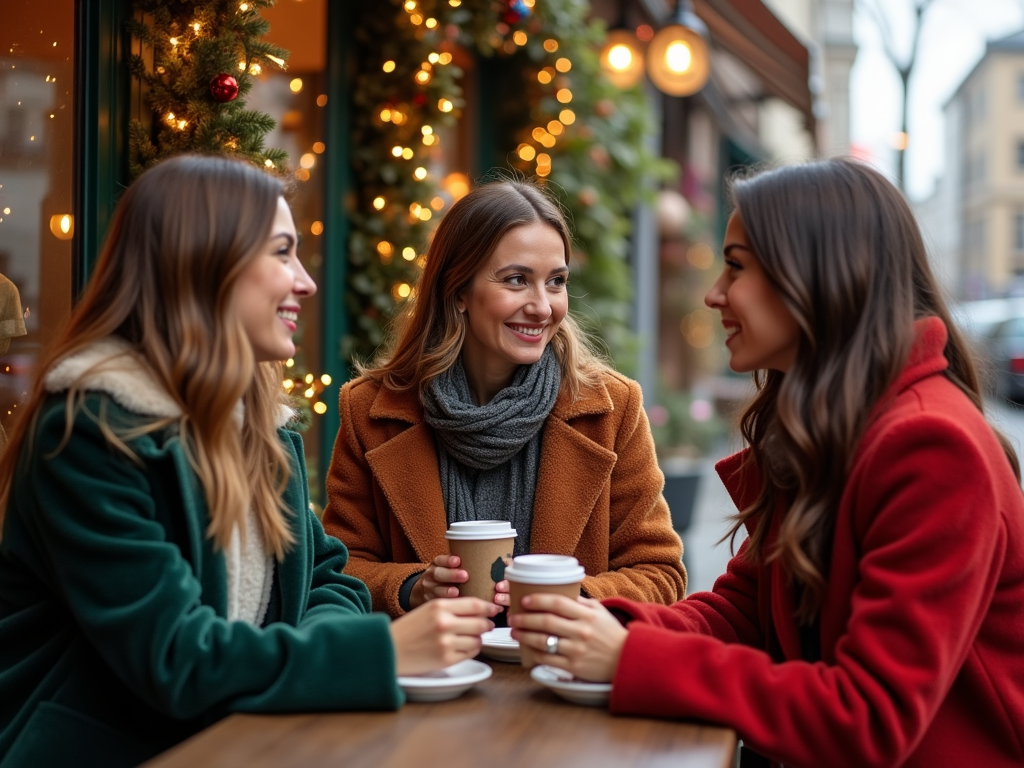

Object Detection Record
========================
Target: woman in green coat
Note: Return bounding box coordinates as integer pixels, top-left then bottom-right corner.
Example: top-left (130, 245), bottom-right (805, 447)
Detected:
top-left (0, 155), bottom-right (499, 768)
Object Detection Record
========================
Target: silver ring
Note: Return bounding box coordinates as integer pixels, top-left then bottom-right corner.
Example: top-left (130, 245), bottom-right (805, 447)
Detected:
top-left (545, 634), bottom-right (560, 655)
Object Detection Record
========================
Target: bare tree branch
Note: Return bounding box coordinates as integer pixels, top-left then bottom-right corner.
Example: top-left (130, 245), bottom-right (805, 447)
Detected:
top-left (857, 0), bottom-right (902, 67)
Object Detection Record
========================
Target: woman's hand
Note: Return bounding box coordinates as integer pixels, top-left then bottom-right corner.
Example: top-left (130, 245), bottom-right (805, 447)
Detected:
top-left (493, 579), bottom-right (511, 607)
top-left (509, 594), bottom-right (627, 683)
top-left (409, 555), bottom-right (469, 608)
top-left (390, 598), bottom-right (501, 677)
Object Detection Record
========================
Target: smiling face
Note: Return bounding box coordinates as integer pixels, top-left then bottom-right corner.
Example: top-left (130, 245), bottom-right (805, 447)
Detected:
top-left (456, 221), bottom-right (569, 403)
top-left (704, 212), bottom-right (800, 373)
top-left (235, 197), bottom-right (317, 363)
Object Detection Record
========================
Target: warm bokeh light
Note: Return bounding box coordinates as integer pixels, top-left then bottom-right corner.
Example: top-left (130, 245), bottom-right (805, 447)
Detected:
top-left (383, 60), bottom-right (396, 73)
top-left (443, 172), bottom-right (470, 200)
top-left (517, 144), bottom-right (537, 161)
top-left (686, 243), bottom-right (715, 270)
top-left (373, 196), bottom-right (386, 210)
top-left (48, 214), bottom-right (73, 240)
top-left (310, 221), bottom-right (324, 236)
top-left (559, 109), bottom-right (575, 125)
top-left (543, 39), bottom-right (558, 52)
top-left (608, 44), bottom-right (633, 71)
top-left (300, 153), bottom-right (315, 169)
top-left (289, 78), bottom-right (303, 93)
top-left (666, 41), bottom-right (692, 73)
top-left (313, 141), bottom-right (325, 153)
top-left (555, 88), bottom-right (572, 103)
top-left (555, 57), bottom-right (572, 72)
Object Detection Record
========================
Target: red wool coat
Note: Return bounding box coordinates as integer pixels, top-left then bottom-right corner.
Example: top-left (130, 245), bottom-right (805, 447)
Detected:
top-left (604, 318), bottom-right (1024, 768)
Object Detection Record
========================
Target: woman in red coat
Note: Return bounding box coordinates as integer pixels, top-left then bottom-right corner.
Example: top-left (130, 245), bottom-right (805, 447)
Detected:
top-left (509, 158), bottom-right (1024, 768)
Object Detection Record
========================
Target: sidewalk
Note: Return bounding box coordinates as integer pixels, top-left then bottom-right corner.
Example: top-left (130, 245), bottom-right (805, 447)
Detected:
top-left (681, 454), bottom-right (745, 595)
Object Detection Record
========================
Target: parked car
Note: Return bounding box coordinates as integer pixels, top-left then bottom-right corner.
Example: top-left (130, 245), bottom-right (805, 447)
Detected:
top-left (987, 315), bottom-right (1024, 402)
top-left (951, 299), bottom-right (1024, 395)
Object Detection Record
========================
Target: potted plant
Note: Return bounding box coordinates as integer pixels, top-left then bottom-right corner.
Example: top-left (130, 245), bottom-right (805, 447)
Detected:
top-left (647, 390), bottom-right (726, 537)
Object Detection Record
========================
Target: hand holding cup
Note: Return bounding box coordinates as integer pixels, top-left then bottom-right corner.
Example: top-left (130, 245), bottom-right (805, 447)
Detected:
top-left (409, 554), bottom-right (470, 608)
top-left (390, 597), bottom-right (501, 676)
top-left (509, 594), bottom-right (627, 684)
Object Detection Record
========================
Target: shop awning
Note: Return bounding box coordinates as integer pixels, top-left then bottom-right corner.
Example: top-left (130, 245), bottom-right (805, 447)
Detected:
top-left (693, 0), bottom-right (815, 129)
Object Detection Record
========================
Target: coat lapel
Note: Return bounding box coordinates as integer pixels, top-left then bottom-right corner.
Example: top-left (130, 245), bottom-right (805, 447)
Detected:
top-left (365, 421), bottom-right (449, 564)
top-left (275, 430), bottom-right (313, 623)
top-left (530, 381), bottom-right (617, 555)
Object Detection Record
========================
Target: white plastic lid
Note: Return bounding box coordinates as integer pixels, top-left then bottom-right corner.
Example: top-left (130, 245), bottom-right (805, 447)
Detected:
top-left (444, 520), bottom-right (518, 541)
top-left (504, 554), bottom-right (585, 584)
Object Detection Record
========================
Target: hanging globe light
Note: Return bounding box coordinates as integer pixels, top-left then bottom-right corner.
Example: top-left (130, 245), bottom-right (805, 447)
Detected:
top-left (599, 28), bottom-right (646, 89)
top-left (647, 0), bottom-right (710, 97)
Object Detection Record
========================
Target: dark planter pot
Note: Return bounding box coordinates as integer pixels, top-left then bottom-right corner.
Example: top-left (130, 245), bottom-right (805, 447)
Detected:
top-left (660, 460), bottom-right (704, 577)
top-left (663, 470), bottom-right (702, 532)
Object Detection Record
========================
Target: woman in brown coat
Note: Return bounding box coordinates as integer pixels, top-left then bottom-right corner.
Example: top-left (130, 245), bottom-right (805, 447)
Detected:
top-left (322, 180), bottom-right (686, 618)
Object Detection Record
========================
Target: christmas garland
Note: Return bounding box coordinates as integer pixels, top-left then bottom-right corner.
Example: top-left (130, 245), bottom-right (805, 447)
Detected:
top-left (347, 0), bottom-right (675, 373)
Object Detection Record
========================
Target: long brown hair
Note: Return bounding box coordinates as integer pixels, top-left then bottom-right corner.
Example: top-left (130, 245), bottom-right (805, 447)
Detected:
top-left (359, 179), bottom-right (606, 399)
top-left (0, 154), bottom-right (295, 558)
top-left (727, 158), bottom-right (1020, 622)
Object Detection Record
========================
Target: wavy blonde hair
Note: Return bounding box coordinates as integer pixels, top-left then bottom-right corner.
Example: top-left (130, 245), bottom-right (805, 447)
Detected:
top-left (0, 155), bottom-right (295, 558)
top-left (726, 158), bottom-right (1019, 622)
top-left (358, 179), bottom-right (607, 398)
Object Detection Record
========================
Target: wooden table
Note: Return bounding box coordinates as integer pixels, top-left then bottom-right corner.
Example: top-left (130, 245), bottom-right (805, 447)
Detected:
top-left (145, 660), bottom-right (737, 768)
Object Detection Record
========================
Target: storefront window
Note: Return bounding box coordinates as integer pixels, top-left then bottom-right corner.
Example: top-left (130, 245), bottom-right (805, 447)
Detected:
top-left (258, 0), bottom-right (328, 499)
top-left (0, 2), bottom-right (75, 449)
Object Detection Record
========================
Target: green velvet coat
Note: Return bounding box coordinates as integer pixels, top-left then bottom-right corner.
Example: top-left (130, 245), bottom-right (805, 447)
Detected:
top-left (0, 383), bottom-right (402, 768)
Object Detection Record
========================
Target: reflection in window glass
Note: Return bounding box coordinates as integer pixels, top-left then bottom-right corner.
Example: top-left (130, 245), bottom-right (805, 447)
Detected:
top-left (0, 2), bottom-right (74, 449)
top-left (258, 0), bottom-right (328, 503)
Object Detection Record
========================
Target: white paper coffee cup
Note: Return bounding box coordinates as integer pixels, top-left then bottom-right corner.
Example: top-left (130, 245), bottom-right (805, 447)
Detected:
top-left (444, 521), bottom-right (517, 601)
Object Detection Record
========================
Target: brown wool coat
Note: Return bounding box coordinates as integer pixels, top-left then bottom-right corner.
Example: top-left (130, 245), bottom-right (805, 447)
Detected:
top-left (322, 368), bottom-right (687, 617)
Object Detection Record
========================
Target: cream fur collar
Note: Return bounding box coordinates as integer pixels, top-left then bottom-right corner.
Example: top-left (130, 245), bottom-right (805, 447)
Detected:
top-left (43, 336), bottom-right (295, 428)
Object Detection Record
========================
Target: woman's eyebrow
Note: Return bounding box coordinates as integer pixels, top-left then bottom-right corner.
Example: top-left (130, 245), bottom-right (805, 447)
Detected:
top-left (723, 244), bottom-right (753, 257)
top-left (495, 264), bottom-right (571, 275)
top-left (271, 233), bottom-right (297, 248)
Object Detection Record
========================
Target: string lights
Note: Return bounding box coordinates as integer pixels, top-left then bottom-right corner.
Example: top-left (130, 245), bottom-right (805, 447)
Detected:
top-left (346, 0), bottom-right (672, 370)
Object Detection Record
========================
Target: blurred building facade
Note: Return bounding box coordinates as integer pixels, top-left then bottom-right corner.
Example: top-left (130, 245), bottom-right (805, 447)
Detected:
top-left (917, 30), bottom-right (1024, 300)
top-left (617, 0), bottom-right (854, 442)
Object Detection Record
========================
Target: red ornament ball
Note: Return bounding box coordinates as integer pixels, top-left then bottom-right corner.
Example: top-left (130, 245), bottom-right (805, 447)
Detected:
top-left (210, 73), bottom-right (239, 103)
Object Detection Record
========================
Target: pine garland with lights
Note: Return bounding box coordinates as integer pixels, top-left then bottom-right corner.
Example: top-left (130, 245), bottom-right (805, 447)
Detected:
top-left (126, 0), bottom-right (290, 177)
top-left (346, 0), bottom-right (674, 373)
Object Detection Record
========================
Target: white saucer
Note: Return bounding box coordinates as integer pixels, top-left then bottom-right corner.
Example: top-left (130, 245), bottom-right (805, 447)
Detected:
top-left (530, 664), bottom-right (612, 707)
top-left (398, 659), bottom-right (493, 702)
top-left (479, 627), bottom-right (521, 663)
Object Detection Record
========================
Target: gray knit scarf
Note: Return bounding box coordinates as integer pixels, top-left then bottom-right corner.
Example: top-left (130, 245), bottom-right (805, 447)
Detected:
top-left (422, 345), bottom-right (561, 556)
